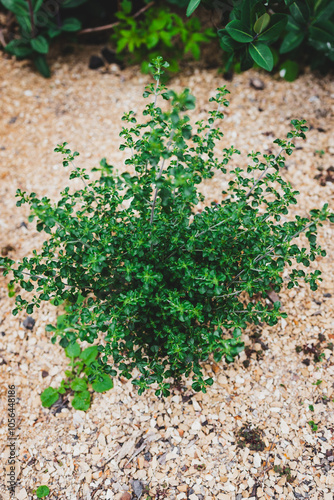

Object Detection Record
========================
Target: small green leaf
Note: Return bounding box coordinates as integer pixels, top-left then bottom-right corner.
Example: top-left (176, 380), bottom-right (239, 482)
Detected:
top-left (71, 390), bottom-right (91, 411)
top-left (30, 35), bottom-right (49, 54)
top-left (308, 420), bottom-right (318, 432)
top-left (249, 42), bottom-right (274, 71)
top-left (34, 55), bottom-right (51, 78)
top-left (226, 20), bottom-right (254, 43)
top-left (40, 387), bottom-right (59, 407)
top-left (5, 40), bottom-right (33, 58)
top-left (36, 485), bottom-right (50, 498)
top-left (309, 21), bottom-right (334, 44)
top-left (65, 342), bottom-right (81, 358)
top-left (80, 346), bottom-right (98, 366)
top-left (218, 29), bottom-right (241, 52)
top-left (7, 283), bottom-right (15, 298)
top-left (1, 0), bottom-right (28, 16)
top-left (258, 14), bottom-right (287, 42)
top-left (186, 0), bottom-right (201, 17)
top-left (279, 60), bottom-right (299, 81)
top-left (48, 27), bottom-right (62, 39)
top-left (61, 17), bottom-right (82, 32)
top-left (70, 377), bottom-right (88, 391)
top-left (254, 13), bottom-right (270, 34)
top-left (92, 374), bottom-right (114, 393)
top-left (279, 31), bottom-right (304, 54)
top-left (33, 0), bottom-right (44, 12)
top-left (289, 1), bottom-right (309, 25)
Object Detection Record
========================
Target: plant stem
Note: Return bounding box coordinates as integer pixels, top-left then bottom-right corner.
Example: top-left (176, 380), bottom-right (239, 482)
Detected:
top-left (246, 148), bottom-right (283, 198)
top-left (0, 29), bottom-right (6, 48)
top-left (26, 0), bottom-right (35, 37)
top-left (149, 132), bottom-right (175, 226)
top-left (78, 1), bottom-right (155, 35)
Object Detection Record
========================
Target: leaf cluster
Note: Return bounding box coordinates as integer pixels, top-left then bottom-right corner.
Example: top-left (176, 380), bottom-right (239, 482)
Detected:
top-left (184, 0), bottom-right (334, 79)
top-left (1, 0), bottom-right (85, 77)
top-left (41, 317), bottom-right (113, 411)
top-left (35, 485), bottom-right (50, 498)
top-left (112, 0), bottom-right (215, 73)
top-left (1, 57), bottom-right (333, 399)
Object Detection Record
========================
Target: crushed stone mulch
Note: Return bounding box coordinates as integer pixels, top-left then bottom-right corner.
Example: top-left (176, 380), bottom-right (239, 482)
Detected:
top-left (0, 47), bottom-right (334, 500)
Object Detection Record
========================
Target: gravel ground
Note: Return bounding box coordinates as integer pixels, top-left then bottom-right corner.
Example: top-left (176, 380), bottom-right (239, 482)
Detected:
top-left (0, 47), bottom-right (334, 500)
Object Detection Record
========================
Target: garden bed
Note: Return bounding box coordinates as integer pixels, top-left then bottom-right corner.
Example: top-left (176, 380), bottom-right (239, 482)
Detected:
top-left (0, 47), bottom-right (334, 500)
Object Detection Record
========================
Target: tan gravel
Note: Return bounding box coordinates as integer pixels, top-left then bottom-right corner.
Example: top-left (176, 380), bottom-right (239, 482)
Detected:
top-left (0, 46), bottom-right (334, 500)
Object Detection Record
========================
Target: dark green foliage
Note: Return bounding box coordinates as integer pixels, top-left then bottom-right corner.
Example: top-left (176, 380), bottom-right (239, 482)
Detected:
top-left (295, 335), bottom-right (329, 364)
top-left (1, 0), bottom-right (333, 79)
top-left (185, 0), bottom-right (334, 78)
top-left (0, 0), bottom-right (88, 76)
top-left (274, 465), bottom-right (295, 483)
top-left (1, 57), bottom-right (333, 399)
top-left (237, 423), bottom-right (265, 451)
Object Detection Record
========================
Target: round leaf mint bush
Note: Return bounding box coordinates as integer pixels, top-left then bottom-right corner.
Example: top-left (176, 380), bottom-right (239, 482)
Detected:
top-left (2, 57), bottom-right (333, 399)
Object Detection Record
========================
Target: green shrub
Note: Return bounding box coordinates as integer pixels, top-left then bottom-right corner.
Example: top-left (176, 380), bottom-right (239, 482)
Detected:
top-left (1, 57), bottom-right (333, 399)
top-left (186, 0), bottom-right (334, 78)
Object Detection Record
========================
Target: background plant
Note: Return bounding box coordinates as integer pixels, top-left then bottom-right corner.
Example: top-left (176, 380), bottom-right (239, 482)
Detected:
top-left (1, 57), bottom-right (333, 399)
top-left (187, 0), bottom-right (334, 79)
top-left (0, 0), bottom-right (214, 77)
top-left (0, 0), bottom-right (88, 77)
top-left (111, 0), bottom-right (214, 73)
top-left (1, 0), bottom-right (333, 79)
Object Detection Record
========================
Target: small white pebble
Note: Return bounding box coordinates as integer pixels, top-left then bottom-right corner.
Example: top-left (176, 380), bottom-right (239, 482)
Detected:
top-left (191, 420), bottom-right (202, 431)
top-left (280, 419), bottom-right (290, 435)
top-left (253, 453), bottom-right (261, 468)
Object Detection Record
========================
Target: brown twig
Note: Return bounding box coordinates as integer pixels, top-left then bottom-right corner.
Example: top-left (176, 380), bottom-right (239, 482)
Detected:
top-left (78, 1), bottom-right (154, 35)
top-left (0, 28), bottom-right (6, 48)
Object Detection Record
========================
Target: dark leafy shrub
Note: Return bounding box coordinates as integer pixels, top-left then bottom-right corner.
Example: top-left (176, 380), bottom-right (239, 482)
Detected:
top-left (1, 57), bottom-right (333, 398)
top-left (186, 0), bottom-right (334, 78)
top-left (0, 0), bottom-right (88, 77)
